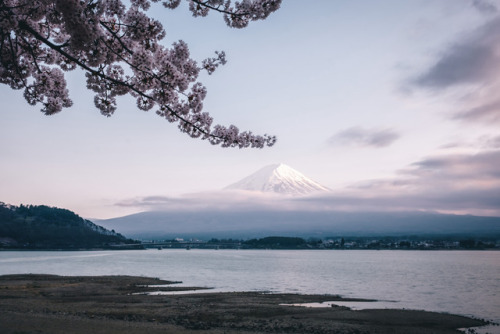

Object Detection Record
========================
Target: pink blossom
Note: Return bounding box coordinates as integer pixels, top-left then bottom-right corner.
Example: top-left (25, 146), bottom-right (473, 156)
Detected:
top-left (0, 0), bottom-right (280, 148)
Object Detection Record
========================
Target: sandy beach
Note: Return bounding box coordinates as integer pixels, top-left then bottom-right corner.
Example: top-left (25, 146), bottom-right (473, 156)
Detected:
top-left (0, 274), bottom-right (487, 334)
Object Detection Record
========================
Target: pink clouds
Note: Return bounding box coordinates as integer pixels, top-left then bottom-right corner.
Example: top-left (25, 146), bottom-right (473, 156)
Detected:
top-left (328, 127), bottom-right (400, 148)
top-left (410, 16), bottom-right (500, 124)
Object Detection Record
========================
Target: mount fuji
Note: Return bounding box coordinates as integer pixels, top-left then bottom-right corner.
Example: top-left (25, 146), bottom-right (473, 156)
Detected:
top-left (224, 163), bottom-right (330, 195)
top-left (95, 164), bottom-right (500, 239)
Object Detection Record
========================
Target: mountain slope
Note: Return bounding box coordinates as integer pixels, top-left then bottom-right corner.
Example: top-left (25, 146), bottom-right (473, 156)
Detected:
top-left (96, 210), bottom-right (500, 240)
top-left (224, 163), bottom-right (330, 195)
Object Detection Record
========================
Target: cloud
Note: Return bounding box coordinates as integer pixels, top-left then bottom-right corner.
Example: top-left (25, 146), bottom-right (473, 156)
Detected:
top-left (328, 127), bottom-right (400, 148)
top-left (297, 149), bottom-right (500, 215)
top-left (341, 150), bottom-right (500, 196)
top-left (454, 99), bottom-right (500, 123)
top-left (472, 0), bottom-right (498, 14)
top-left (294, 188), bottom-right (500, 216)
top-left (115, 190), bottom-right (301, 212)
top-left (405, 16), bottom-right (500, 124)
top-left (116, 195), bottom-right (186, 208)
top-left (439, 134), bottom-right (500, 150)
top-left (482, 135), bottom-right (500, 149)
top-left (412, 17), bottom-right (500, 90)
top-left (339, 150), bottom-right (500, 215)
top-left (406, 151), bottom-right (500, 185)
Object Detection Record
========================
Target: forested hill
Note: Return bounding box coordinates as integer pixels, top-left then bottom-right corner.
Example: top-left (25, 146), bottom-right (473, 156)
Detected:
top-left (0, 202), bottom-right (140, 249)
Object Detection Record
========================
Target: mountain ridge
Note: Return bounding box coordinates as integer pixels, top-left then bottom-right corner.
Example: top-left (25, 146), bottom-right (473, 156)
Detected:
top-left (94, 163), bottom-right (500, 239)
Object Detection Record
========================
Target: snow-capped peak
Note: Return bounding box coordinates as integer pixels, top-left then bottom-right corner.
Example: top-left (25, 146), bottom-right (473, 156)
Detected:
top-left (224, 163), bottom-right (330, 196)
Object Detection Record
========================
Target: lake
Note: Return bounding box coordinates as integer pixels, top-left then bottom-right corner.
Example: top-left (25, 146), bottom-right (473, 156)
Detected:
top-left (1, 249), bottom-right (499, 333)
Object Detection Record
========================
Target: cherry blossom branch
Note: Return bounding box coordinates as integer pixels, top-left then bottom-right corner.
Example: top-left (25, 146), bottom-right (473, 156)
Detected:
top-left (99, 21), bottom-right (134, 55)
top-left (17, 20), bottom-right (131, 92)
top-left (1, 0), bottom-right (279, 148)
top-left (186, 0), bottom-right (282, 28)
top-left (16, 19), bottom-right (274, 147)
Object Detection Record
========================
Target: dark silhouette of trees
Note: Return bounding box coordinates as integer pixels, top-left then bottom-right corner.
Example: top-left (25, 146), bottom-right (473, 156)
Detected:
top-left (0, 202), bottom-right (137, 249)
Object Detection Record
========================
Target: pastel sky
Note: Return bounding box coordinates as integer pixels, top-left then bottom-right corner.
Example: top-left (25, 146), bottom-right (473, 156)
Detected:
top-left (1, 0), bottom-right (500, 219)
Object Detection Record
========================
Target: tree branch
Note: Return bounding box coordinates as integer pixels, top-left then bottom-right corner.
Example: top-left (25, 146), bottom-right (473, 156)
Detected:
top-left (1, 1), bottom-right (277, 148)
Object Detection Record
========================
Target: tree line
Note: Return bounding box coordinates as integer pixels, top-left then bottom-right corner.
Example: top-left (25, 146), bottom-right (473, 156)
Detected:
top-left (0, 202), bottom-right (138, 249)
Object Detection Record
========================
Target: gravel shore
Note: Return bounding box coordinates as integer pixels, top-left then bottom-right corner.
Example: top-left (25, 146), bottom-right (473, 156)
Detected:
top-left (0, 274), bottom-right (487, 334)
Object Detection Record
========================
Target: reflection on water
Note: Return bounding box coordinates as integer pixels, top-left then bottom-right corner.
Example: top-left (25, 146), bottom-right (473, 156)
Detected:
top-left (280, 300), bottom-right (398, 309)
top-left (0, 249), bottom-right (498, 332)
top-left (0, 252), bottom-right (113, 263)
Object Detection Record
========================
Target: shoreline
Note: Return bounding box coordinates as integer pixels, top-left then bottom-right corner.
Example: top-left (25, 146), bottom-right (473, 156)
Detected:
top-left (2, 247), bottom-right (499, 252)
top-left (0, 274), bottom-right (490, 334)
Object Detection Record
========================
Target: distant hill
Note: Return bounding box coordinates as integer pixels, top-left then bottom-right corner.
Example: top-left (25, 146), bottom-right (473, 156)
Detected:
top-left (96, 209), bottom-right (500, 240)
top-left (0, 202), bottom-right (139, 249)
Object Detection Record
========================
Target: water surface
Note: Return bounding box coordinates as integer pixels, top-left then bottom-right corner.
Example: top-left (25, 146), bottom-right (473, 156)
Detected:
top-left (1, 250), bottom-right (498, 332)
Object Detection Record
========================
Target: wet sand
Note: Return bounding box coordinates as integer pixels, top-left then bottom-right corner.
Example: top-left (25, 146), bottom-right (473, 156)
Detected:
top-left (0, 274), bottom-right (487, 334)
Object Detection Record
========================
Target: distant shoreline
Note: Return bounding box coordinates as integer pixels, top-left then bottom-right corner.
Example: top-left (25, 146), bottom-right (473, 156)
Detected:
top-left (0, 274), bottom-right (489, 334)
top-left (1, 248), bottom-right (499, 252)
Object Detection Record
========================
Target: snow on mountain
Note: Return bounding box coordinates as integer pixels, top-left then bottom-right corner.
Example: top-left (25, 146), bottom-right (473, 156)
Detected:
top-left (224, 163), bottom-right (330, 196)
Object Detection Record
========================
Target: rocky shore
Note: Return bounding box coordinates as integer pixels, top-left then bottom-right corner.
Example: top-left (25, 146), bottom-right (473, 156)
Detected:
top-left (0, 274), bottom-right (487, 334)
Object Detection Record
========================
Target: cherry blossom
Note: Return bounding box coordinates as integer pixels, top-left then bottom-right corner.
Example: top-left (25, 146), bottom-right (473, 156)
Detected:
top-left (0, 0), bottom-right (280, 148)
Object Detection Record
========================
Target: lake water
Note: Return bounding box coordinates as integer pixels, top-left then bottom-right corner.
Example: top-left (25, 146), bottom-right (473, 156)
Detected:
top-left (1, 249), bottom-right (499, 333)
